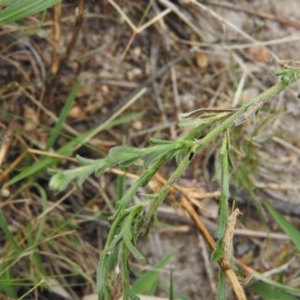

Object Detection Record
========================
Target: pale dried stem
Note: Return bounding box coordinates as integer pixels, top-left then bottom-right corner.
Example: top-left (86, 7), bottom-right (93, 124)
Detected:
top-left (181, 197), bottom-right (247, 300)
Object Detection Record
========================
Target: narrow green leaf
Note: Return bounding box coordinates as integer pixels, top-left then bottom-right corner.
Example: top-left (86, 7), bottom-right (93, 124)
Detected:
top-left (0, 0), bottom-right (19, 6)
top-left (0, 210), bottom-right (22, 253)
top-left (159, 283), bottom-right (192, 300)
top-left (132, 246), bottom-right (180, 294)
top-left (76, 155), bottom-right (101, 165)
top-left (215, 137), bottom-right (230, 239)
top-left (216, 270), bottom-right (226, 300)
top-left (108, 146), bottom-right (144, 164)
top-left (143, 148), bottom-right (170, 169)
top-left (15, 281), bottom-right (44, 300)
top-left (108, 111), bottom-right (145, 128)
top-left (32, 183), bottom-right (47, 241)
top-left (117, 155), bottom-right (166, 205)
top-left (148, 147), bottom-right (178, 166)
top-left (251, 281), bottom-right (298, 300)
top-left (5, 111), bottom-right (139, 188)
top-left (49, 164), bottom-right (97, 193)
top-left (212, 163), bottom-right (221, 182)
top-left (120, 156), bottom-right (143, 168)
top-left (96, 263), bottom-right (106, 296)
top-left (5, 156), bottom-right (60, 188)
top-left (123, 285), bottom-right (140, 300)
top-left (149, 138), bottom-right (174, 145)
top-left (0, 269), bottom-right (16, 298)
top-left (181, 123), bottom-right (207, 141)
top-left (123, 236), bottom-right (144, 260)
top-left (4, 132), bottom-right (81, 187)
top-left (123, 207), bottom-right (144, 260)
top-left (27, 224), bottom-right (47, 277)
top-left (108, 232), bottom-right (123, 253)
top-left (215, 196), bottom-right (229, 238)
top-left (211, 239), bottom-right (224, 262)
top-left (121, 245), bottom-right (140, 300)
top-left (175, 150), bottom-right (183, 165)
top-left (0, 0), bottom-right (61, 26)
top-left (46, 78), bottom-right (81, 150)
top-left (264, 202), bottom-right (300, 251)
top-left (253, 272), bottom-right (300, 297)
top-left (178, 119), bottom-right (206, 128)
top-left (116, 167), bottom-right (125, 201)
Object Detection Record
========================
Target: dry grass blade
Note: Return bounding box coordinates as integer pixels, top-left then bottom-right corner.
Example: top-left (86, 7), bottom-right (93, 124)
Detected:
top-left (222, 208), bottom-right (242, 269)
top-left (51, 2), bottom-right (62, 75)
top-left (0, 120), bottom-right (15, 166)
top-left (64, 0), bottom-right (84, 61)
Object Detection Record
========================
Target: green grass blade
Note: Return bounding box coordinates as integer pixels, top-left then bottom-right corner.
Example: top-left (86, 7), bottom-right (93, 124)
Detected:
top-left (132, 246), bottom-right (180, 295)
top-left (108, 111), bottom-right (145, 128)
top-left (0, 268), bottom-right (16, 298)
top-left (4, 111), bottom-right (144, 188)
top-left (0, 211), bottom-right (22, 298)
top-left (264, 201), bottom-right (300, 251)
top-left (216, 270), bottom-right (226, 300)
top-left (27, 224), bottom-right (47, 277)
top-left (251, 281), bottom-right (298, 300)
top-left (32, 184), bottom-right (48, 241)
top-left (171, 288), bottom-right (191, 300)
top-left (0, 210), bottom-right (22, 253)
top-left (45, 78), bottom-right (81, 151)
top-left (159, 282), bottom-right (192, 300)
top-left (116, 169), bottom-right (125, 201)
top-left (17, 280), bottom-right (44, 300)
top-left (0, 0), bottom-right (19, 6)
top-left (0, 0), bottom-right (61, 26)
top-left (3, 132), bottom-right (97, 187)
top-left (253, 272), bottom-right (300, 297)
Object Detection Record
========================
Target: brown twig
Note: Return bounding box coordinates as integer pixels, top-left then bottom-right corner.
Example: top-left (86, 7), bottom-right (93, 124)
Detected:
top-left (181, 196), bottom-right (247, 300)
top-left (64, 0), bottom-right (84, 61)
top-left (51, 2), bottom-right (62, 76)
top-left (0, 120), bottom-right (15, 167)
top-left (47, 0), bottom-right (84, 103)
top-left (0, 151), bottom-right (27, 183)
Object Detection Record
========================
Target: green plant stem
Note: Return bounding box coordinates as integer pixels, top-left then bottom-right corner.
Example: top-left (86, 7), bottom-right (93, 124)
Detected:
top-left (117, 154), bottom-right (168, 206)
top-left (121, 244), bottom-right (140, 300)
top-left (96, 209), bottom-right (126, 293)
top-left (217, 270), bottom-right (227, 300)
top-left (145, 148), bottom-right (195, 222)
top-left (145, 77), bottom-right (299, 225)
top-left (215, 135), bottom-right (230, 239)
top-left (141, 77), bottom-right (299, 300)
top-left (161, 80), bottom-right (294, 216)
top-left (196, 79), bottom-right (295, 148)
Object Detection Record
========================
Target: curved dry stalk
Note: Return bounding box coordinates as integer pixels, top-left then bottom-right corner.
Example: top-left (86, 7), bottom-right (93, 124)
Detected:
top-left (181, 196), bottom-right (247, 300)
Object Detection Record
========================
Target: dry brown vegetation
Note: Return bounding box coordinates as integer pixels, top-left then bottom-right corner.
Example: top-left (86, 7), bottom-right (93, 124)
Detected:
top-left (1, 1), bottom-right (300, 299)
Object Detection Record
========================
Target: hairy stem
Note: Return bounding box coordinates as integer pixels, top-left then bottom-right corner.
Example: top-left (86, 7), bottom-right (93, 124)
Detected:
top-left (196, 79), bottom-right (296, 148)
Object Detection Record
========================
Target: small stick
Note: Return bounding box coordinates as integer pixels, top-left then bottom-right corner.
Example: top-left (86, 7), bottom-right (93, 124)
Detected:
top-left (64, 0), bottom-right (84, 61)
top-left (180, 197), bottom-right (246, 300)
